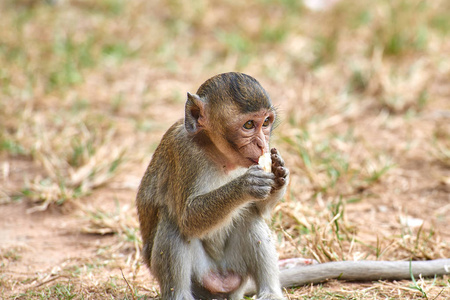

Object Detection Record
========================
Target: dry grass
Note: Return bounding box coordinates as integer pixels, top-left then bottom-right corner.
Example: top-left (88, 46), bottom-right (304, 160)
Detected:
top-left (1, 0), bottom-right (449, 299)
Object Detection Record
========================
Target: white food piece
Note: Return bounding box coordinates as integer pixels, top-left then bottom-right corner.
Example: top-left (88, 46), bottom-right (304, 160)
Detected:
top-left (258, 153), bottom-right (272, 172)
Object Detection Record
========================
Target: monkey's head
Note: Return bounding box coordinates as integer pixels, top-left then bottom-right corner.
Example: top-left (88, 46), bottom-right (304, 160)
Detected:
top-left (185, 72), bottom-right (276, 169)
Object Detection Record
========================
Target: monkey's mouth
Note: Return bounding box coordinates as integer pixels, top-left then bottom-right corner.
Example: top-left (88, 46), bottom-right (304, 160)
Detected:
top-left (247, 158), bottom-right (259, 165)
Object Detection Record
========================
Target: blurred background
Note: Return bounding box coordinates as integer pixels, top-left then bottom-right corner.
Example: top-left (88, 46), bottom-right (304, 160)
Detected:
top-left (1, 0), bottom-right (449, 298)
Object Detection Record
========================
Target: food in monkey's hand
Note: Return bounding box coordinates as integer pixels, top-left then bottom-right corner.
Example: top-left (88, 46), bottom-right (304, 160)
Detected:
top-left (258, 153), bottom-right (272, 173)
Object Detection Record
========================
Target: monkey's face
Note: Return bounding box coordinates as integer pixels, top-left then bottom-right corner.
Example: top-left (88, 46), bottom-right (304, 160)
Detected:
top-left (222, 109), bottom-right (275, 168)
top-left (186, 72), bottom-right (276, 171)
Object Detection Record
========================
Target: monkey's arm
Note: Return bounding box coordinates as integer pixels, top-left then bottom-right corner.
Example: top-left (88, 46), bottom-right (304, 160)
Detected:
top-left (244, 259), bottom-right (450, 294)
top-left (180, 166), bottom-right (274, 237)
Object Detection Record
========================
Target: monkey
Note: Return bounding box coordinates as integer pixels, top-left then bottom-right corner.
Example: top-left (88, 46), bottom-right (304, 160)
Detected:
top-left (136, 72), bottom-right (288, 300)
top-left (136, 72), bottom-right (450, 299)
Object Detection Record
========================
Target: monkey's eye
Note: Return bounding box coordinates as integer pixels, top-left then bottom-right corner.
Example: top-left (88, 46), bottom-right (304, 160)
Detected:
top-left (243, 120), bottom-right (254, 129)
top-left (262, 117), bottom-right (270, 127)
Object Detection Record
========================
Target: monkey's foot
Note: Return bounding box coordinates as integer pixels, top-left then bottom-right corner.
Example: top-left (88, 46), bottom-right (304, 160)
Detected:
top-left (278, 257), bottom-right (318, 269)
top-left (256, 293), bottom-right (285, 300)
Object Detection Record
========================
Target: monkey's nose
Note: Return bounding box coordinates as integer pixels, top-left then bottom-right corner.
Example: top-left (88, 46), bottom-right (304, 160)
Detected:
top-left (256, 138), bottom-right (264, 149)
top-left (255, 139), bottom-right (267, 156)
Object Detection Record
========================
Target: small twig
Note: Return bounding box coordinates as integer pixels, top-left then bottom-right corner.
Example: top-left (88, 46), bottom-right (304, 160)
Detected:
top-left (121, 268), bottom-right (136, 300)
top-left (283, 287), bottom-right (291, 300)
top-left (280, 225), bottom-right (302, 256)
top-left (431, 288), bottom-right (445, 300)
top-left (34, 275), bottom-right (71, 288)
top-left (383, 282), bottom-right (424, 294)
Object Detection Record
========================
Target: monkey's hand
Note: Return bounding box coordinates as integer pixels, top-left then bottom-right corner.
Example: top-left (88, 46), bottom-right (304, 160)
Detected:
top-left (242, 165), bottom-right (275, 200)
top-left (270, 148), bottom-right (289, 191)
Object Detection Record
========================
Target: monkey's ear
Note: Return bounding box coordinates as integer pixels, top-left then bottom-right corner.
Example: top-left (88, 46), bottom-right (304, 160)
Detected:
top-left (185, 92), bottom-right (206, 134)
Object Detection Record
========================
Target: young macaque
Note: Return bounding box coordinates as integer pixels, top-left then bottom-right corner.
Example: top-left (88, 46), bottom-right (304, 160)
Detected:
top-left (136, 72), bottom-right (288, 300)
top-left (136, 72), bottom-right (450, 299)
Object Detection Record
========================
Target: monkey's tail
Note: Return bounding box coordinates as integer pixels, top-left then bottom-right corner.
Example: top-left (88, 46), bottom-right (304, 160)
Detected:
top-left (244, 259), bottom-right (450, 295)
top-left (279, 259), bottom-right (450, 287)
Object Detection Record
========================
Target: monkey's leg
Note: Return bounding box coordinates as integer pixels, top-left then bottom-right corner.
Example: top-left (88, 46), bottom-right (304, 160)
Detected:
top-left (150, 219), bottom-right (195, 300)
top-left (226, 214), bottom-right (284, 300)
